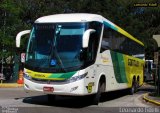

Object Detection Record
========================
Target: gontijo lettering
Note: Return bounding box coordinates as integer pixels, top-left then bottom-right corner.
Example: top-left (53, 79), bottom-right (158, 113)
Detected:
top-left (34, 74), bottom-right (45, 78)
top-left (128, 59), bottom-right (139, 67)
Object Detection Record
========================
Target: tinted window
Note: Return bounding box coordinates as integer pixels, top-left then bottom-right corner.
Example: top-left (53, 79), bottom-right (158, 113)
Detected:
top-left (85, 22), bottom-right (102, 65)
top-left (100, 25), bottom-right (144, 58)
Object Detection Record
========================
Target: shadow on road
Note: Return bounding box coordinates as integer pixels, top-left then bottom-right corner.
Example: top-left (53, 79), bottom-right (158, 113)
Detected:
top-left (22, 89), bottom-right (129, 108)
top-left (22, 83), bottom-right (155, 108)
top-left (100, 89), bottom-right (129, 102)
top-left (23, 95), bottom-right (93, 108)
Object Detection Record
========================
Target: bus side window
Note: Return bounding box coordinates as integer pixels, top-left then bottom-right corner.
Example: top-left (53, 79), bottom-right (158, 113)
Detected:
top-left (86, 21), bottom-right (102, 64)
top-left (87, 33), bottom-right (96, 61)
top-left (100, 26), bottom-right (112, 53)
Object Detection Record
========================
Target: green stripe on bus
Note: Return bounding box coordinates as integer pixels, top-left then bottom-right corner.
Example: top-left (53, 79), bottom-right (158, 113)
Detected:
top-left (117, 53), bottom-right (128, 83)
top-left (48, 71), bottom-right (76, 79)
top-left (111, 51), bottom-right (121, 82)
top-left (110, 51), bottom-right (128, 83)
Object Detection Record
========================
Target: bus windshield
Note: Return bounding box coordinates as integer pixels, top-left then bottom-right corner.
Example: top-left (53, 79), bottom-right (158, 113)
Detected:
top-left (25, 23), bottom-right (87, 72)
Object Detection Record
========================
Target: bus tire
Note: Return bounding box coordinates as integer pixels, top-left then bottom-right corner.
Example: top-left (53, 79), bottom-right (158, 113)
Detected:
top-left (129, 81), bottom-right (137, 95)
top-left (47, 94), bottom-right (56, 103)
top-left (92, 83), bottom-right (101, 105)
top-left (92, 81), bottom-right (105, 105)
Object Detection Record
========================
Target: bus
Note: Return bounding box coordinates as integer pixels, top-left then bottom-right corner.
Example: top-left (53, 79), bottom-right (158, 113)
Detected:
top-left (16, 13), bottom-right (145, 105)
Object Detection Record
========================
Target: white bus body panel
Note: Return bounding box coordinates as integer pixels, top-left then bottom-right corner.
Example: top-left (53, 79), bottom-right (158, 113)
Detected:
top-left (94, 50), bottom-right (129, 92)
top-left (24, 78), bottom-right (87, 96)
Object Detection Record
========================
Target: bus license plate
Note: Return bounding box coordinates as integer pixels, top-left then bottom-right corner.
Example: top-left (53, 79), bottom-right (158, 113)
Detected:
top-left (43, 87), bottom-right (54, 92)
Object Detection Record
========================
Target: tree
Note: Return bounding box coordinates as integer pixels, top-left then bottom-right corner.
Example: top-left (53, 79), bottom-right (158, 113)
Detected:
top-left (0, 0), bottom-right (159, 63)
top-left (0, 0), bottom-right (28, 64)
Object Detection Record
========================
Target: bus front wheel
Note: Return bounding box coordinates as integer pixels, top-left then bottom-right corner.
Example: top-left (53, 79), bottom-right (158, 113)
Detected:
top-left (92, 81), bottom-right (105, 105)
top-left (92, 83), bottom-right (101, 105)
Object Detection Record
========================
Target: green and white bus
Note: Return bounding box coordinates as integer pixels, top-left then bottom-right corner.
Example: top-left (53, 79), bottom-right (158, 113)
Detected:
top-left (16, 13), bottom-right (145, 104)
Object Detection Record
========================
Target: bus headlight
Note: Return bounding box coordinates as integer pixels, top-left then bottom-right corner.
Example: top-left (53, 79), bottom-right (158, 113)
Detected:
top-left (67, 72), bottom-right (88, 83)
top-left (24, 73), bottom-right (32, 80)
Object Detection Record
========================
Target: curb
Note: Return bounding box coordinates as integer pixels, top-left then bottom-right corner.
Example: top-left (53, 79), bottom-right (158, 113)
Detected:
top-left (0, 83), bottom-right (23, 88)
top-left (143, 93), bottom-right (160, 106)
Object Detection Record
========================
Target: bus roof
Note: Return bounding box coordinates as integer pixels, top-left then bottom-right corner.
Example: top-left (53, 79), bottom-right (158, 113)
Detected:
top-left (35, 13), bottom-right (144, 46)
top-left (35, 13), bottom-right (104, 23)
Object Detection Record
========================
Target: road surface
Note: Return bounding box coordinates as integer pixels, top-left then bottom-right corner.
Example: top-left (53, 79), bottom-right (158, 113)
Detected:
top-left (0, 84), bottom-right (158, 113)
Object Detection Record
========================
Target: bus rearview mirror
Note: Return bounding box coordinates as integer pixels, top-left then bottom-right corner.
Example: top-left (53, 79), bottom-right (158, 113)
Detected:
top-left (16, 30), bottom-right (31, 48)
top-left (82, 29), bottom-right (96, 48)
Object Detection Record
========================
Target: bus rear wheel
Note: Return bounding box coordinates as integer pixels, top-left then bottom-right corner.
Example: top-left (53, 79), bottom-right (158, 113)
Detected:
top-left (129, 81), bottom-right (137, 95)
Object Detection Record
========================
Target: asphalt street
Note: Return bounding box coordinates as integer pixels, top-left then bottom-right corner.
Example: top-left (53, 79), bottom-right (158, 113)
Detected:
top-left (0, 84), bottom-right (159, 113)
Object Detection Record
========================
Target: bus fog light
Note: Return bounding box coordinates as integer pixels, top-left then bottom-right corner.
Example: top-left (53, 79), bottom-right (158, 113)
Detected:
top-left (24, 84), bottom-right (29, 89)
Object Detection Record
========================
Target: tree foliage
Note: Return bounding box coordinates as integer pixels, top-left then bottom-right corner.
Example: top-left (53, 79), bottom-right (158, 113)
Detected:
top-left (0, 0), bottom-right (159, 63)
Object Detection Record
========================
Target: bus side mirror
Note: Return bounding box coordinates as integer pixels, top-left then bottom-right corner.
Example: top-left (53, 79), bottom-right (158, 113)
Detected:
top-left (82, 29), bottom-right (96, 48)
top-left (16, 30), bottom-right (31, 48)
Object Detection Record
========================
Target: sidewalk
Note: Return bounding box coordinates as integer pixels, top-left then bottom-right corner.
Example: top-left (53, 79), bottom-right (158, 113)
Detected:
top-left (143, 93), bottom-right (160, 106)
top-left (0, 83), bottom-right (23, 88)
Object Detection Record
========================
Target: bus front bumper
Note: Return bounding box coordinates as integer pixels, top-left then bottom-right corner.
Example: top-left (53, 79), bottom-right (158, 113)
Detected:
top-left (24, 78), bottom-right (89, 96)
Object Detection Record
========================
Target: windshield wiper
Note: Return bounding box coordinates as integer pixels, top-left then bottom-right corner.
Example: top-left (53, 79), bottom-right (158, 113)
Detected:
top-left (52, 46), bottom-right (67, 72)
top-left (50, 24), bottom-right (67, 72)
